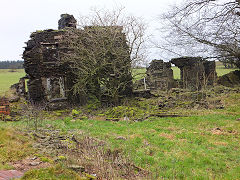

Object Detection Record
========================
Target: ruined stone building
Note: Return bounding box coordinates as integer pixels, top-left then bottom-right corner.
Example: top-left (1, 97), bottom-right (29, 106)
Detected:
top-left (135, 57), bottom-right (216, 92)
top-left (22, 14), bottom-right (132, 108)
top-left (171, 57), bottom-right (216, 90)
top-left (146, 60), bottom-right (174, 90)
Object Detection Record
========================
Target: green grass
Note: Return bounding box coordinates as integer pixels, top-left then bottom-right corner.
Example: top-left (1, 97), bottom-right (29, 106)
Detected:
top-left (0, 69), bottom-right (25, 95)
top-left (172, 66), bottom-right (181, 79)
top-left (18, 93), bottom-right (238, 179)
top-left (216, 68), bottom-right (238, 76)
top-left (21, 164), bottom-right (86, 180)
top-left (0, 93), bottom-right (239, 179)
top-left (34, 112), bottom-right (239, 179)
top-left (132, 68), bottom-right (146, 81)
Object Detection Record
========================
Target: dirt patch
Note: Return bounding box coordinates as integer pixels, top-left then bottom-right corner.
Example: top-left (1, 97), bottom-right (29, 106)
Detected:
top-left (211, 128), bottom-right (223, 135)
top-left (213, 142), bottom-right (228, 146)
top-left (129, 134), bottom-right (142, 139)
top-left (69, 135), bottom-right (149, 179)
top-left (211, 128), bottom-right (239, 136)
top-left (159, 133), bottom-right (175, 140)
top-left (10, 157), bottom-right (51, 172)
top-left (166, 127), bottom-right (179, 131)
top-left (0, 170), bottom-right (24, 180)
top-left (91, 116), bottom-right (106, 121)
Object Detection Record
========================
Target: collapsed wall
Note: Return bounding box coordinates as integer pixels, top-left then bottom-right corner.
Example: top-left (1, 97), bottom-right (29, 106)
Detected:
top-left (146, 60), bottom-right (174, 90)
top-left (171, 57), bottom-right (216, 90)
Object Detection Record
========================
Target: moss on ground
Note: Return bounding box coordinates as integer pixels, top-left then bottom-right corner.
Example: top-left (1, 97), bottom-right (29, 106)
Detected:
top-left (21, 164), bottom-right (93, 180)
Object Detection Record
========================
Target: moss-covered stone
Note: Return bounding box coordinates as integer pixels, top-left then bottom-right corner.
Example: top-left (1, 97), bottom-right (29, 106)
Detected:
top-left (217, 70), bottom-right (240, 87)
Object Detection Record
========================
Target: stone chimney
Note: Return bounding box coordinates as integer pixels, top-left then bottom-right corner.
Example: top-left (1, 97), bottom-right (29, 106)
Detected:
top-left (58, 14), bottom-right (77, 30)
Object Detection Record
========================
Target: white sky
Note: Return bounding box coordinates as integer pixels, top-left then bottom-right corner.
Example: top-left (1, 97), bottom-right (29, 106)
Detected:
top-left (0, 0), bottom-right (180, 61)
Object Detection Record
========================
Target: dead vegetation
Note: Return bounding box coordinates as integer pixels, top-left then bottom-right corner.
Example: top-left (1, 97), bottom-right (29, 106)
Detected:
top-left (24, 128), bottom-right (149, 179)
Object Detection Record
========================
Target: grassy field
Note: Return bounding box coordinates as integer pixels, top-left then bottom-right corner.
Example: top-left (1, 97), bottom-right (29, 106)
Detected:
top-left (55, 114), bottom-right (240, 179)
top-left (51, 93), bottom-right (240, 179)
top-left (0, 127), bottom-right (35, 169)
top-left (0, 69), bottom-right (25, 95)
top-left (1, 92), bottom-right (239, 179)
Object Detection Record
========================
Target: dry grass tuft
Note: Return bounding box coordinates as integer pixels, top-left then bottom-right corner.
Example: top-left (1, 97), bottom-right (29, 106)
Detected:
top-left (0, 127), bottom-right (35, 167)
top-left (66, 135), bottom-right (149, 179)
top-left (159, 133), bottom-right (175, 140)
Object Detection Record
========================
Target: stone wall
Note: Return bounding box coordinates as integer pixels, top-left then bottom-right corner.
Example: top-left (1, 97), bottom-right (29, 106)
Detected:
top-left (23, 29), bottom-right (73, 104)
top-left (171, 57), bottom-right (216, 90)
top-left (146, 60), bottom-right (174, 90)
top-left (203, 61), bottom-right (217, 86)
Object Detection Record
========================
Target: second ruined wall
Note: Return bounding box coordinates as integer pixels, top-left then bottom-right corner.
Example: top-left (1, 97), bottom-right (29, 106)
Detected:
top-left (171, 57), bottom-right (216, 90)
top-left (146, 60), bottom-right (175, 90)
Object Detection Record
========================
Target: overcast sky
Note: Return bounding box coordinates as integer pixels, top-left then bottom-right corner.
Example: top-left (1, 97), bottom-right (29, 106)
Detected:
top-left (0, 0), bottom-right (180, 61)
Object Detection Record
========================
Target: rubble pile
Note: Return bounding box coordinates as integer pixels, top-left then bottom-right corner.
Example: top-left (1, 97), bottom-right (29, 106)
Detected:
top-left (217, 70), bottom-right (240, 87)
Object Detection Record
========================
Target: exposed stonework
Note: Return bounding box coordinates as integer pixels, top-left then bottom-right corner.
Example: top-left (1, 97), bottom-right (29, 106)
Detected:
top-left (171, 57), bottom-right (216, 90)
top-left (203, 60), bottom-right (216, 86)
top-left (23, 28), bottom-right (72, 107)
top-left (146, 60), bottom-right (174, 90)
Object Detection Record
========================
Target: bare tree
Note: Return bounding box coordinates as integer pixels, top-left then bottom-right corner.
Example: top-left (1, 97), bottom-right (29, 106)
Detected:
top-left (61, 7), bottom-right (147, 104)
top-left (77, 7), bottom-right (147, 67)
top-left (156, 0), bottom-right (240, 68)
